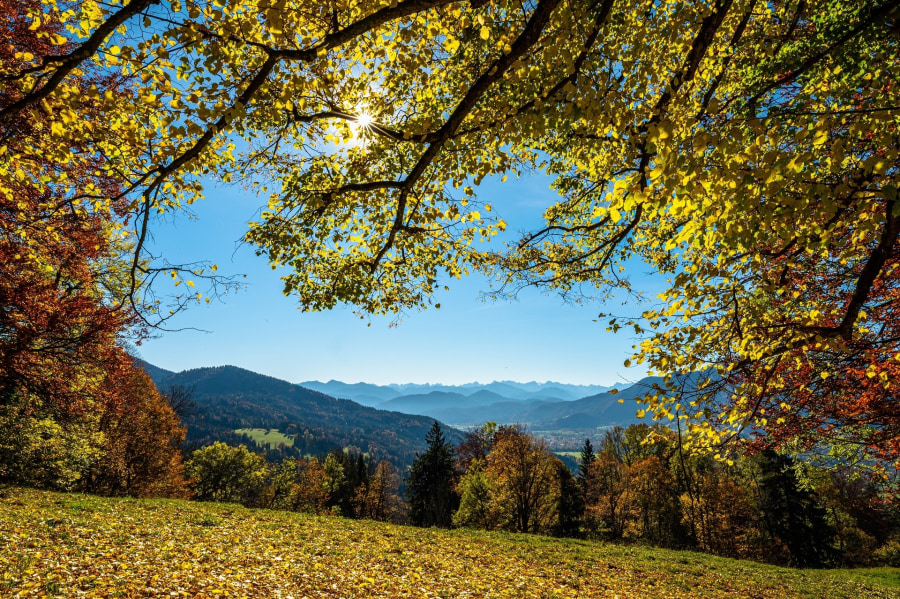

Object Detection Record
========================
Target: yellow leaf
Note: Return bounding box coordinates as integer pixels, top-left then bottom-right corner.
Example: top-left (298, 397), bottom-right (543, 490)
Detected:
top-left (812, 129), bottom-right (829, 146)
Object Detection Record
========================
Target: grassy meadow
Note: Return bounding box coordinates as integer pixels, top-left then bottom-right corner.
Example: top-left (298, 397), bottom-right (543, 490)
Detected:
top-left (234, 428), bottom-right (296, 448)
top-left (1, 488), bottom-right (898, 598)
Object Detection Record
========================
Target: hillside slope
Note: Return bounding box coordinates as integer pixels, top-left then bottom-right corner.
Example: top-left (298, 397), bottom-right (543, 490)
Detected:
top-left (2, 488), bottom-right (897, 599)
top-left (148, 365), bottom-right (458, 467)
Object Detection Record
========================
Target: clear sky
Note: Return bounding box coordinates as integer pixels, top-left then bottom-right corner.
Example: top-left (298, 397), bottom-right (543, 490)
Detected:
top-left (136, 171), bottom-right (657, 386)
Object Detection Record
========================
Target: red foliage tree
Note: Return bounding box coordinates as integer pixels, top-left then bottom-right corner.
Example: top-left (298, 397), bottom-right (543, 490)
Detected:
top-left (0, 0), bottom-right (134, 417)
top-left (716, 205), bottom-right (900, 469)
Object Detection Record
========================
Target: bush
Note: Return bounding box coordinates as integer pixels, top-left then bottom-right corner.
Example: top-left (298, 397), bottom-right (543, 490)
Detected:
top-left (874, 539), bottom-right (900, 568)
top-left (185, 442), bottom-right (269, 505)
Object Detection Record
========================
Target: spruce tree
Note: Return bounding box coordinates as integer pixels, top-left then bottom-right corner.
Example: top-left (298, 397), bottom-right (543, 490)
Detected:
top-left (755, 450), bottom-right (836, 568)
top-left (554, 461), bottom-right (584, 538)
top-left (577, 438), bottom-right (596, 488)
top-left (406, 421), bottom-right (458, 527)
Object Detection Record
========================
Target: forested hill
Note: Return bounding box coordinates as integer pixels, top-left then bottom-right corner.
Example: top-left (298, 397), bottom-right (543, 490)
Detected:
top-left (142, 363), bottom-right (459, 468)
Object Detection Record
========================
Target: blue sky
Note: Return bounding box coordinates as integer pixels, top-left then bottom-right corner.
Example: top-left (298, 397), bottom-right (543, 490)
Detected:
top-left (136, 172), bottom-right (657, 386)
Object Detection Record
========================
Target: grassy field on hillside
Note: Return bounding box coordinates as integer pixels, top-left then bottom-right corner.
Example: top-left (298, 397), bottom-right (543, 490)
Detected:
top-left (234, 428), bottom-right (296, 448)
top-left (552, 451), bottom-right (581, 459)
top-left (1, 488), bottom-right (897, 598)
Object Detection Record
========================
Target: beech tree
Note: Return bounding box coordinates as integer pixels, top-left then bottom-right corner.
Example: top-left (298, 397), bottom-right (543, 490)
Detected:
top-left (185, 442), bottom-right (268, 503)
top-left (4, 0), bottom-right (899, 465)
top-left (0, 392), bottom-right (104, 490)
top-left (292, 457), bottom-right (329, 514)
top-left (487, 426), bottom-right (560, 534)
top-left (453, 459), bottom-right (501, 529)
top-left (453, 426), bottom-right (566, 534)
top-left (355, 459), bottom-right (405, 523)
top-left (0, 0), bottom-right (136, 418)
top-left (0, 361), bottom-right (190, 497)
top-left (684, 470), bottom-right (757, 559)
top-left (584, 454), bottom-right (628, 538)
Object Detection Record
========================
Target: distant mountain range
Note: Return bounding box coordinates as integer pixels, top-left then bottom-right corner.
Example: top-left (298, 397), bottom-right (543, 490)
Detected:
top-left (139, 361), bottom-right (662, 468)
top-left (298, 378), bottom-right (650, 429)
top-left (299, 380), bottom-right (620, 408)
top-left (373, 379), bottom-right (663, 429)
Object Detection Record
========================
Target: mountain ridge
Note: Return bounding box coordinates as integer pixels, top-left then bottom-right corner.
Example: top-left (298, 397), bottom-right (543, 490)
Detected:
top-left (302, 378), bottom-right (622, 408)
top-left (138, 362), bottom-right (460, 469)
top-left (137, 360), bottom-right (664, 462)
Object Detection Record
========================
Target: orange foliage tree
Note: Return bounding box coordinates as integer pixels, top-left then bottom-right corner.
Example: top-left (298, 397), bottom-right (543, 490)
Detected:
top-left (486, 426), bottom-right (561, 534)
top-left (737, 252), bottom-right (900, 465)
top-left (85, 365), bottom-right (189, 498)
top-left (0, 0), bottom-right (195, 499)
top-left (354, 460), bottom-right (405, 523)
top-left (292, 458), bottom-right (329, 514)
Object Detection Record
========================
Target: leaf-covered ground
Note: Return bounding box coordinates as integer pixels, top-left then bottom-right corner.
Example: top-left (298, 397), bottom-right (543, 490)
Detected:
top-left (1, 487), bottom-right (897, 598)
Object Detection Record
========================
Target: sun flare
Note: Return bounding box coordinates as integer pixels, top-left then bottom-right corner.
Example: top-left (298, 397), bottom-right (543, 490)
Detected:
top-left (347, 111), bottom-right (374, 148)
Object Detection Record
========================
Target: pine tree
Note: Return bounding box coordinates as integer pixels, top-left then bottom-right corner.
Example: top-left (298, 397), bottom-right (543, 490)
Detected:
top-left (577, 438), bottom-right (596, 488)
top-left (406, 421), bottom-right (458, 528)
top-left (754, 450), bottom-right (836, 568)
top-left (553, 461), bottom-right (584, 538)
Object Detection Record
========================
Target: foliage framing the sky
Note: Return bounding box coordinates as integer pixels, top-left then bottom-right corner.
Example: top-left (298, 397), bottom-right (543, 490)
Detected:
top-left (2, 0), bottom-right (899, 464)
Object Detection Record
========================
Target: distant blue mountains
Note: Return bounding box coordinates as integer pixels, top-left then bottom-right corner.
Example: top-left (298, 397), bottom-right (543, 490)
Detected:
top-left (139, 360), bottom-right (656, 467)
top-left (301, 378), bottom-right (658, 429)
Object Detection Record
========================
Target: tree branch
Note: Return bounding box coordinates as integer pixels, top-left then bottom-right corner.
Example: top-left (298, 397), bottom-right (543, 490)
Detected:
top-left (369, 0), bottom-right (566, 271)
top-left (745, 1), bottom-right (899, 110)
top-left (0, 0), bottom-right (160, 123)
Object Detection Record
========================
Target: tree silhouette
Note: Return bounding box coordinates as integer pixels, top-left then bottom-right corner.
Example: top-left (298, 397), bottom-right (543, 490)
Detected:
top-left (407, 421), bottom-right (458, 528)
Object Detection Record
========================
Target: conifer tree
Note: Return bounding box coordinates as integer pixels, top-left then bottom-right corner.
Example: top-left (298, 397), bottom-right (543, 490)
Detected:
top-left (753, 450), bottom-right (837, 568)
top-left (554, 461), bottom-right (584, 538)
top-left (578, 438), bottom-right (596, 489)
top-left (406, 421), bottom-right (458, 528)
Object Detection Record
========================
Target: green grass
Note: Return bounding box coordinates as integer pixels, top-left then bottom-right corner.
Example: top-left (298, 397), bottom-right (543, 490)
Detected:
top-left (0, 487), bottom-right (898, 598)
top-left (824, 568), bottom-right (900, 589)
top-left (234, 427), bottom-right (295, 448)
